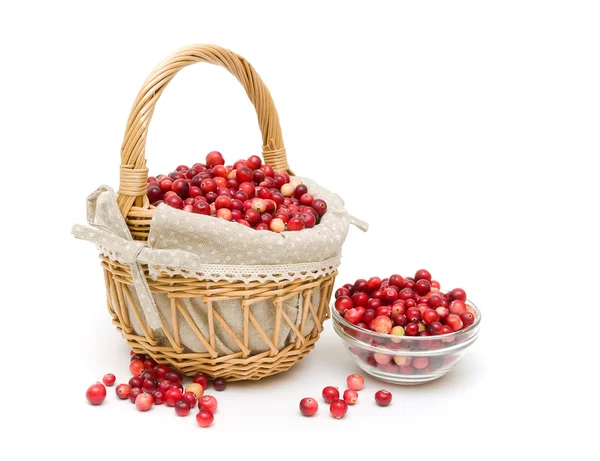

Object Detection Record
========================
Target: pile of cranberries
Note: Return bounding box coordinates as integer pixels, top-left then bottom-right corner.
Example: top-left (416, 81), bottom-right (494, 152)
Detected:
top-left (85, 351), bottom-right (226, 428)
top-left (145, 151), bottom-right (327, 232)
top-left (299, 374), bottom-right (392, 419)
top-left (334, 269), bottom-right (476, 337)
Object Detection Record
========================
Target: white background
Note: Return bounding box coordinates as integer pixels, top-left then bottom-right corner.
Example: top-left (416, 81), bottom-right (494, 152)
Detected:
top-left (1, 1), bottom-right (598, 459)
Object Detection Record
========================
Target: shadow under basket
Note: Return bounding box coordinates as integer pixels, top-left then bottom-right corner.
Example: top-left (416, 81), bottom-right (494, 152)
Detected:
top-left (101, 255), bottom-right (335, 381)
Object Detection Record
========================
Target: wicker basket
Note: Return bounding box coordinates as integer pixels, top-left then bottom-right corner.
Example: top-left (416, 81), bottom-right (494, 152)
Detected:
top-left (104, 44), bottom-right (335, 381)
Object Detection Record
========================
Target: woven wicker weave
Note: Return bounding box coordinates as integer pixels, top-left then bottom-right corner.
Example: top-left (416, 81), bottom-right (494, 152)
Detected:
top-left (101, 44), bottom-right (335, 381)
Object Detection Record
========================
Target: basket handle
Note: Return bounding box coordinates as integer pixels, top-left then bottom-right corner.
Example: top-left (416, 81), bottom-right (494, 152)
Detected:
top-left (117, 44), bottom-right (289, 217)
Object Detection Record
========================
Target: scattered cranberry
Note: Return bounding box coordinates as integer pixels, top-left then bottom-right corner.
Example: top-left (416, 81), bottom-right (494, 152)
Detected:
top-left (196, 410), bottom-right (214, 428)
top-left (182, 391), bottom-right (198, 408)
top-left (129, 359), bottom-right (144, 377)
top-left (165, 388), bottom-right (183, 407)
top-left (343, 389), bottom-right (359, 405)
top-left (198, 395), bottom-right (218, 414)
top-left (299, 397), bottom-right (319, 416)
top-left (175, 400), bottom-right (191, 417)
top-left (185, 383), bottom-right (204, 399)
top-left (193, 373), bottom-right (210, 390)
top-left (329, 399), bottom-right (348, 419)
top-left (153, 391), bottom-right (166, 405)
top-left (102, 373), bottom-right (116, 387)
top-left (374, 390), bottom-right (392, 406)
top-left (135, 393), bottom-right (154, 412)
top-left (86, 382), bottom-right (107, 405)
top-left (322, 386), bottom-right (340, 403)
top-left (213, 378), bottom-right (227, 392)
top-left (346, 374), bottom-right (365, 391)
top-left (115, 383), bottom-right (131, 400)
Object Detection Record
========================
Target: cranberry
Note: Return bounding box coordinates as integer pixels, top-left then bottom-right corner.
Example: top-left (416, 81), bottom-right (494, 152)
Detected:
top-left (353, 279), bottom-right (367, 292)
top-left (351, 292), bottom-right (369, 308)
top-left (343, 389), bottom-right (358, 405)
top-left (334, 296), bottom-right (354, 314)
top-left (446, 314), bottom-right (464, 331)
top-left (428, 295), bottom-right (443, 308)
top-left (346, 374), bottom-right (365, 391)
top-left (383, 288), bottom-right (399, 303)
top-left (176, 165), bottom-right (189, 171)
top-left (372, 315), bottom-right (392, 334)
top-left (406, 307), bottom-right (422, 323)
top-left (414, 269), bottom-right (432, 281)
top-left (392, 314), bottom-right (408, 327)
top-left (311, 199), bottom-right (327, 216)
top-left (196, 409), bottom-right (214, 428)
top-left (461, 311), bottom-right (475, 326)
top-left (135, 393), bottom-right (154, 411)
top-left (429, 321), bottom-right (444, 335)
top-left (329, 399), bottom-right (348, 419)
top-left (185, 383), bottom-right (204, 399)
top-left (165, 194), bottom-right (184, 209)
top-left (270, 218), bottom-right (285, 233)
top-left (389, 274), bottom-right (405, 289)
top-left (165, 388), bottom-right (183, 407)
top-left (449, 300), bottom-right (467, 315)
top-left (299, 397), bottom-right (319, 416)
top-left (415, 279), bottom-right (431, 295)
top-left (175, 400), bottom-right (191, 417)
top-left (142, 378), bottom-right (158, 393)
top-left (405, 298), bottom-right (416, 308)
top-left (376, 305), bottom-right (392, 317)
top-left (405, 322), bottom-right (419, 336)
top-left (344, 308), bottom-right (361, 324)
top-left (129, 387), bottom-right (142, 403)
top-left (213, 378), bottom-right (227, 391)
top-left (193, 373), bottom-right (210, 390)
top-left (335, 287), bottom-right (351, 299)
top-left (246, 155), bottom-right (262, 170)
top-left (216, 208), bottom-right (232, 220)
top-left (236, 166), bottom-right (253, 183)
top-left (449, 288), bottom-right (467, 302)
top-left (391, 302), bottom-right (405, 316)
top-left (115, 383), bottom-right (131, 400)
top-left (374, 390), bottom-right (392, 406)
top-left (206, 151), bottom-right (225, 167)
top-left (129, 376), bottom-right (144, 389)
top-left (299, 193), bottom-right (314, 206)
top-left (287, 217), bottom-right (305, 231)
top-left (422, 308), bottom-right (440, 325)
top-left (399, 287), bottom-right (415, 301)
top-left (102, 373), bottom-right (116, 387)
top-left (322, 386), bottom-right (340, 403)
top-left (362, 308), bottom-right (376, 325)
top-left (129, 359), bottom-right (144, 376)
top-left (436, 306), bottom-right (450, 320)
top-left (199, 395), bottom-right (218, 413)
top-left (86, 382), bottom-right (106, 405)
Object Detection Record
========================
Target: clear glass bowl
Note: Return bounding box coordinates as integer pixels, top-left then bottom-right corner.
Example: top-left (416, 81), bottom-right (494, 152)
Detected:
top-left (332, 299), bottom-right (481, 385)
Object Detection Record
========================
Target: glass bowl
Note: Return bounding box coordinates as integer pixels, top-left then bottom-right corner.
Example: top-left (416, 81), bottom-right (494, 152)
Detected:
top-left (331, 299), bottom-right (481, 385)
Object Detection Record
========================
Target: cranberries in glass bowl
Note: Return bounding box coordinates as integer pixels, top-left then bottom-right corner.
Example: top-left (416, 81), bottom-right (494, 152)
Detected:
top-left (331, 277), bottom-right (481, 385)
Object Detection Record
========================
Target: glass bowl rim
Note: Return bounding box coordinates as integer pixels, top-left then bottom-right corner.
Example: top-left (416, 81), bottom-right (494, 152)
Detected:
top-left (331, 295), bottom-right (481, 341)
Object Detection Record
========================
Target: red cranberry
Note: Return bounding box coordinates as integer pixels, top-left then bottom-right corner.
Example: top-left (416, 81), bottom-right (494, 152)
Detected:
top-left (142, 378), bottom-right (158, 393)
top-left (413, 357), bottom-right (429, 370)
top-left (414, 269), bottom-right (432, 281)
top-left (436, 306), bottom-right (450, 320)
top-left (213, 378), bottom-right (227, 391)
top-left (311, 199), bottom-right (327, 216)
top-left (391, 302), bottom-right (405, 316)
top-left (352, 279), bottom-right (367, 292)
top-left (175, 400), bottom-right (191, 416)
top-left (236, 166), bottom-right (254, 183)
top-left (196, 409), bottom-right (214, 428)
top-left (450, 300), bottom-right (467, 315)
top-left (129, 359), bottom-right (144, 376)
top-left (446, 314), bottom-right (464, 331)
top-left (449, 288), bottom-right (467, 302)
top-left (351, 292), bottom-right (368, 308)
top-left (415, 279), bottom-right (431, 295)
top-left (193, 373), bottom-right (210, 390)
top-left (392, 314), bottom-right (408, 327)
top-left (300, 212), bottom-right (316, 228)
top-left (322, 386), bottom-right (340, 403)
top-left (115, 383), bottom-right (131, 400)
top-left (429, 321), bottom-right (444, 335)
top-left (329, 399), bottom-right (348, 419)
top-left (153, 390), bottom-right (165, 405)
top-left (441, 325), bottom-right (455, 342)
top-left (335, 287), bottom-right (351, 299)
top-left (252, 169), bottom-right (266, 183)
top-left (287, 217), bottom-right (305, 231)
top-left (128, 387), bottom-right (142, 403)
top-left (200, 178), bottom-right (217, 194)
top-left (422, 308), bottom-right (440, 325)
top-left (246, 155), bottom-right (262, 170)
top-left (101, 373), bottom-right (116, 387)
top-left (399, 288), bottom-right (415, 301)
top-left (86, 382), bottom-right (106, 405)
top-left (343, 389), bottom-right (358, 405)
top-left (129, 376), bottom-right (144, 389)
top-left (299, 397), bottom-right (318, 416)
top-left (135, 393), bottom-right (154, 411)
top-left (374, 390), bottom-right (392, 406)
top-left (406, 307), bottom-right (422, 323)
top-left (375, 305), bottom-right (392, 317)
top-left (389, 274), bottom-right (405, 289)
top-left (206, 151), bottom-right (225, 167)
top-left (362, 308), bottom-right (376, 325)
top-left (243, 209), bottom-right (260, 225)
top-left (404, 279), bottom-right (416, 290)
top-left (335, 296), bottom-right (354, 314)
top-left (198, 395), bottom-right (218, 413)
top-left (165, 194), bottom-right (184, 209)
top-left (405, 298), bottom-right (417, 308)
top-left (371, 289), bottom-right (384, 300)
top-left (405, 322), bottom-right (419, 336)
top-left (214, 195), bottom-right (232, 210)
top-left (344, 308), bottom-right (361, 324)
top-left (165, 388), bottom-right (183, 407)
top-left (165, 370), bottom-right (182, 382)
top-left (428, 295), bottom-right (443, 308)
top-left (461, 311), bottom-right (475, 326)
top-left (299, 193), bottom-right (314, 206)
top-left (346, 374), bottom-right (365, 390)
top-left (158, 380), bottom-right (172, 393)
top-left (367, 298), bottom-right (383, 310)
